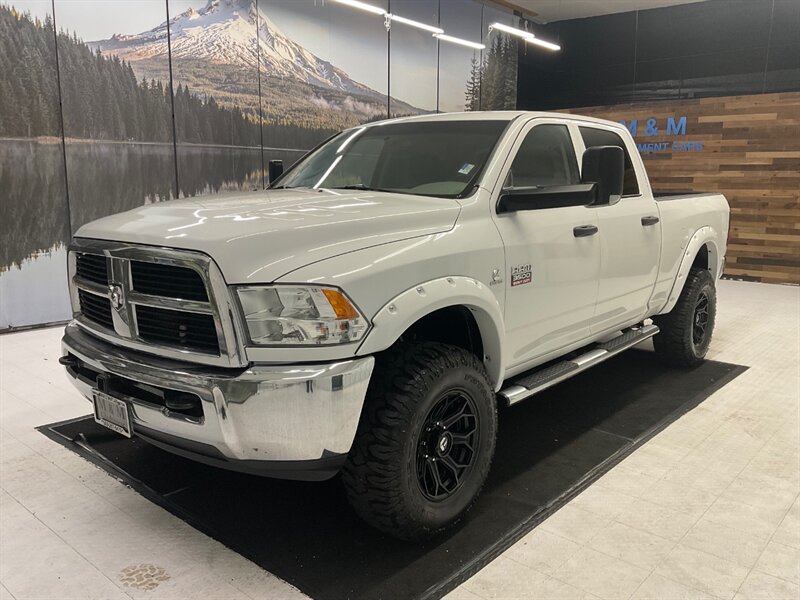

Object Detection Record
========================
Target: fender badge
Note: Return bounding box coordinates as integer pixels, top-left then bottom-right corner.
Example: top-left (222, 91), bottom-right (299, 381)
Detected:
top-left (490, 268), bottom-right (503, 286)
top-left (511, 264), bottom-right (532, 287)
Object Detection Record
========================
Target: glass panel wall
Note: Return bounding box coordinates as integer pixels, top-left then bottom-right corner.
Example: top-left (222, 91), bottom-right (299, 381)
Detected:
top-left (438, 0), bottom-right (483, 112)
top-left (389, 0), bottom-right (438, 117)
top-left (0, 1), bottom-right (71, 328)
top-left (55, 0), bottom-right (177, 230)
top-left (480, 5), bottom-right (519, 110)
top-left (0, 0), bottom-right (518, 329)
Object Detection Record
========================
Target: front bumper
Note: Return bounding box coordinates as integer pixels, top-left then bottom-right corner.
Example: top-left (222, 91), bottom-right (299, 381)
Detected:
top-left (61, 323), bottom-right (374, 480)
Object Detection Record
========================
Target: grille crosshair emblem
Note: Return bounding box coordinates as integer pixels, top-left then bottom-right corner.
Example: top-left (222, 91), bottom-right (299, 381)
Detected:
top-left (109, 284), bottom-right (124, 311)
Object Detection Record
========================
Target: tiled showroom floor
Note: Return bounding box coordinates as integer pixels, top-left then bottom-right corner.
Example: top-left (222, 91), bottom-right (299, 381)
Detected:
top-left (1, 279), bottom-right (798, 600)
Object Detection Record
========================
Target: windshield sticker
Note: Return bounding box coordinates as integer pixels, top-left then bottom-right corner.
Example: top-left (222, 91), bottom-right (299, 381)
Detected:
top-left (511, 264), bottom-right (532, 287)
top-left (458, 163), bottom-right (475, 175)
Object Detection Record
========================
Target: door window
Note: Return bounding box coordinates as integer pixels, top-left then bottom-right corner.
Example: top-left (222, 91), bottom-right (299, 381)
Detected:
top-left (506, 124), bottom-right (580, 188)
top-left (579, 126), bottom-right (640, 196)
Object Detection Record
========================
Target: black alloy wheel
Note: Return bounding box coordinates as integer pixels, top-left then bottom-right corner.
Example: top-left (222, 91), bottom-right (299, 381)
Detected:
top-left (342, 342), bottom-right (497, 540)
top-left (416, 390), bottom-right (479, 501)
top-left (653, 267), bottom-right (717, 367)
top-left (692, 291), bottom-right (710, 346)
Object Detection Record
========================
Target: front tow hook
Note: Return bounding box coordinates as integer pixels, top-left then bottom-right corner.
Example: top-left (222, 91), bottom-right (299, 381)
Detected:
top-left (58, 355), bottom-right (80, 368)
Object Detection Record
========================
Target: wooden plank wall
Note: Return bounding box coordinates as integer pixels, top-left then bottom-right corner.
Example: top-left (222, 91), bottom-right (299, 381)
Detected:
top-left (561, 92), bottom-right (800, 284)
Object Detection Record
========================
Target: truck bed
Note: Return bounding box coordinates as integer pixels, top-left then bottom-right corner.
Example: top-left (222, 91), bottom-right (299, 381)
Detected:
top-left (654, 191), bottom-right (722, 201)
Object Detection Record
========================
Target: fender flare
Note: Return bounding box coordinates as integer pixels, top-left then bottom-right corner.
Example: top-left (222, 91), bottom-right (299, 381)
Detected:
top-left (660, 226), bottom-right (722, 314)
top-left (356, 276), bottom-right (506, 390)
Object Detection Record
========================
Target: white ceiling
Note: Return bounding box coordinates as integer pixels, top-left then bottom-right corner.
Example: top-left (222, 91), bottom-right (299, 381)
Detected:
top-left (508, 0), bottom-right (708, 23)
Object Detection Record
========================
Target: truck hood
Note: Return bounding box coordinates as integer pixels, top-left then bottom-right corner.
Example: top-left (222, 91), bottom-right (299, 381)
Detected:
top-left (76, 188), bottom-right (461, 283)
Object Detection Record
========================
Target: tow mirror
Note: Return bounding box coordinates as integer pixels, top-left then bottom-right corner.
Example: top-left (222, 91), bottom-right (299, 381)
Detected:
top-left (581, 146), bottom-right (624, 205)
top-left (268, 159), bottom-right (284, 184)
top-left (497, 184), bottom-right (597, 213)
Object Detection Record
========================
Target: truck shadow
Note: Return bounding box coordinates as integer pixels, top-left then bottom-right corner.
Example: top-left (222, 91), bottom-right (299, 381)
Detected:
top-left (40, 350), bottom-right (745, 600)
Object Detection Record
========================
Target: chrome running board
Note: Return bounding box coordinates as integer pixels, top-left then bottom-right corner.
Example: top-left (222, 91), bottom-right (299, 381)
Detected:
top-left (499, 323), bottom-right (660, 406)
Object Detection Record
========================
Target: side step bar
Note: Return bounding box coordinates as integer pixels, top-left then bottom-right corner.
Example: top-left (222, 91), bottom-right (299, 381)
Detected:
top-left (499, 323), bottom-right (660, 406)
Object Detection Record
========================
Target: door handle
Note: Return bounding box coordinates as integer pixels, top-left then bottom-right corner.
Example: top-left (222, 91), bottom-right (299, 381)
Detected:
top-left (573, 224), bottom-right (598, 237)
top-left (641, 215), bottom-right (660, 226)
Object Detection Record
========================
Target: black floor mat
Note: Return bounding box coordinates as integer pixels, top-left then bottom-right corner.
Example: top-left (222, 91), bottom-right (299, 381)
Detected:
top-left (40, 351), bottom-right (745, 600)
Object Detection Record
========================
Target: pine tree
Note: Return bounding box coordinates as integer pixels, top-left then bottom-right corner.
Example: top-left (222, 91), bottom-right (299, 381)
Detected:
top-left (480, 36), bottom-right (501, 110)
top-left (1, 5), bottom-right (329, 146)
top-left (464, 54), bottom-right (481, 111)
top-left (501, 36), bottom-right (518, 109)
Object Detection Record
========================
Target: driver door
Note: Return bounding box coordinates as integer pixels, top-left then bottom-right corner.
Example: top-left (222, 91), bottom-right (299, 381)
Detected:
top-left (491, 121), bottom-right (601, 372)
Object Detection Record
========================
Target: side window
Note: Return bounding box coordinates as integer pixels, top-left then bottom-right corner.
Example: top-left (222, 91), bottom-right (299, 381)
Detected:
top-left (579, 126), bottom-right (640, 196)
top-left (507, 124), bottom-right (580, 188)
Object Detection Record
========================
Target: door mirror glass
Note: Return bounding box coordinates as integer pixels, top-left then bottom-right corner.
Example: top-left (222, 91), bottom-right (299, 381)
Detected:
top-left (581, 146), bottom-right (624, 206)
top-left (268, 159), bottom-right (284, 184)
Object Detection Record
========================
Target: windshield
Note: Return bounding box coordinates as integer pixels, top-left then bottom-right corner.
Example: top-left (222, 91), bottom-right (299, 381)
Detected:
top-left (274, 120), bottom-right (509, 198)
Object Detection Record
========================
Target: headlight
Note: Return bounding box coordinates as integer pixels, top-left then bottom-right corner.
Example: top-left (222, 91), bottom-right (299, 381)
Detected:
top-left (236, 285), bottom-right (370, 346)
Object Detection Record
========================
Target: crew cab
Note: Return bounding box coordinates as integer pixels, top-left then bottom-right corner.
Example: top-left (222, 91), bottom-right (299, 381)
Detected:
top-left (60, 112), bottom-right (729, 540)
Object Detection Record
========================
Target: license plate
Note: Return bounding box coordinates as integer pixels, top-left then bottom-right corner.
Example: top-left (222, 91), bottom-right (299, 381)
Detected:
top-left (92, 390), bottom-right (132, 438)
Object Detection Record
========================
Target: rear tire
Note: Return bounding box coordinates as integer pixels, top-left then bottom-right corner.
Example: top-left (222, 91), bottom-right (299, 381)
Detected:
top-left (653, 267), bottom-right (716, 367)
top-left (342, 342), bottom-right (497, 541)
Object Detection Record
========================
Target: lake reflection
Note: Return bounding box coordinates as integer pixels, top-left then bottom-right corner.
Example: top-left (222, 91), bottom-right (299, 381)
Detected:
top-left (0, 139), bottom-right (71, 272)
top-left (0, 244), bottom-right (71, 329)
top-left (1, 138), bottom-right (305, 329)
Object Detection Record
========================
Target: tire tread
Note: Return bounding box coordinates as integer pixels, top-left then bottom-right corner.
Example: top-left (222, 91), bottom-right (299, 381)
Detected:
top-left (653, 267), bottom-right (716, 367)
top-left (341, 342), bottom-right (495, 540)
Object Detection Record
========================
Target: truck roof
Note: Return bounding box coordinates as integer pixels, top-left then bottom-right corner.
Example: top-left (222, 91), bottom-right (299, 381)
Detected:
top-left (364, 110), bottom-right (627, 131)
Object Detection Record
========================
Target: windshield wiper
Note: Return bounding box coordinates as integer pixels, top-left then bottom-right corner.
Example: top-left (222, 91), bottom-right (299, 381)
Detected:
top-left (327, 184), bottom-right (407, 194)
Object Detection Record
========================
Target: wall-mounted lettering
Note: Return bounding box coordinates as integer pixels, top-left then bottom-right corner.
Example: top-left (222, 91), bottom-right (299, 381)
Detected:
top-left (620, 115), bottom-right (701, 153)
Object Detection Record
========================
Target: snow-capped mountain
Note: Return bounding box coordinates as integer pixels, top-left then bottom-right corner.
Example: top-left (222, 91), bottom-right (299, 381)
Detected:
top-left (92, 0), bottom-right (382, 99)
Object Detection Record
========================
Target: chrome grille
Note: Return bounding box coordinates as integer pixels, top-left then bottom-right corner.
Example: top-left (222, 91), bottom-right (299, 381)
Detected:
top-left (136, 305), bottom-right (219, 354)
top-left (68, 239), bottom-right (245, 368)
top-left (130, 260), bottom-right (208, 302)
top-left (78, 289), bottom-right (114, 329)
top-left (75, 253), bottom-right (109, 285)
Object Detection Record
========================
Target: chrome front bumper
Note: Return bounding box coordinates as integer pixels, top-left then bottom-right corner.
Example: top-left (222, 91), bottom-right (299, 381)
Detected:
top-left (61, 323), bottom-right (374, 480)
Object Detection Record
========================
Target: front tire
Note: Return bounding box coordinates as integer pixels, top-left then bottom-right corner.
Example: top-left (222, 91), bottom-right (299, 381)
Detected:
top-left (342, 342), bottom-right (497, 541)
top-left (653, 267), bottom-right (717, 367)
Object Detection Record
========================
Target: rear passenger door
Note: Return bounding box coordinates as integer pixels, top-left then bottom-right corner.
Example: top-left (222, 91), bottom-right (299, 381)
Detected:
top-left (492, 120), bottom-right (600, 371)
top-left (577, 125), bottom-right (661, 333)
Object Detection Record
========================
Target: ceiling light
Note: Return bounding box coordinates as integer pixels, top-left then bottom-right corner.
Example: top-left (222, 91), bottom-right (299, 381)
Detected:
top-left (527, 37), bottom-right (561, 51)
top-left (433, 33), bottom-right (485, 50)
top-left (489, 22), bottom-right (533, 40)
top-left (329, 0), bottom-right (385, 16)
top-left (489, 21), bottom-right (561, 51)
top-left (387, 13), bottom-right (443, 34)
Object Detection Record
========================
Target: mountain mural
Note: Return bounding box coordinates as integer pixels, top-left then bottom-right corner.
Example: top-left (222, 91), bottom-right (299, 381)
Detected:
top-left (91, 0), bottom-right (419, 131)
top-left (1, 0), bottom-right (520, 330)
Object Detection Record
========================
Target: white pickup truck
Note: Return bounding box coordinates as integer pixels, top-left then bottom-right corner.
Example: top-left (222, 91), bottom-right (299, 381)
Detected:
top-left (60, 112), bottom-right (729, 540)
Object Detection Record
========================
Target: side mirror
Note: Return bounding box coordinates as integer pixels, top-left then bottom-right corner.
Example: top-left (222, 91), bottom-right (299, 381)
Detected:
top-left (497, 183), bottom-right (597, 213)
top-left (268, 159), bottom-right (284, 184)
top-left (581, 146), bottom-right (624, 205)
